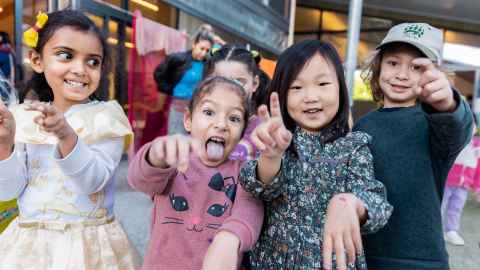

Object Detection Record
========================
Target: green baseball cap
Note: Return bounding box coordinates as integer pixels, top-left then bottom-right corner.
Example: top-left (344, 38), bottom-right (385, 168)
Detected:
top-left (377, 23), bottom-right (444, 65)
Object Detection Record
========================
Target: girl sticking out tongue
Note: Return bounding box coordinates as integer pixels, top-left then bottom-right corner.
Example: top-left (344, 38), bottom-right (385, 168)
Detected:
top-left (128, 76), bottom-right (264, 270)
top-left (206, 138), bottom-right (225, 161)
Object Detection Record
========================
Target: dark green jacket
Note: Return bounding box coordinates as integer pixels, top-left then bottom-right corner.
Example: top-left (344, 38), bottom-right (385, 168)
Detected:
top-left (353, 92), bottom-right (473, 270)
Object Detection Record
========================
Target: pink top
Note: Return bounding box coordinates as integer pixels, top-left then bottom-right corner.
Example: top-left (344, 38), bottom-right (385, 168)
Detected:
top-left (472, 137), bottom-right (480, 192)
top-left (446, 136), bottom-right (480, 190)
top-left (128, 142), bottom-right (264, 270)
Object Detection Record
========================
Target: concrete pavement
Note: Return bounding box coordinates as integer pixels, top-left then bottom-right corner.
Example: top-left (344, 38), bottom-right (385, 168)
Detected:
top-left (447, 195), bottom-right (480, 270)
top-left (114, 160), bottom-right (152, 258)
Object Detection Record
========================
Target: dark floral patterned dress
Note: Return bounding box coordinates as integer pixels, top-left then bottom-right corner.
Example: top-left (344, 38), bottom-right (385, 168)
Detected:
top-left (240, 128), bottom-right (393, 270)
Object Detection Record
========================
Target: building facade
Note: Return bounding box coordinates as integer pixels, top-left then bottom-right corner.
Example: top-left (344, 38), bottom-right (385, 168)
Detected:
top-left (295, 0), bottom-right (480, 117)
top-left (0, 0), bottom-right (290, 105)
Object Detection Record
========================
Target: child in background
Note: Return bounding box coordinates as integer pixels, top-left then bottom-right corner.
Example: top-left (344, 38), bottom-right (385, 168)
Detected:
top-left (472, 134), bottom-right (480, 201)
top-left (203, 44), bottom-right (269, 161)
top-left (240, 40), bottom-right (392, 270)
top-left (354, 23), bottom-right (473, 270)
top-left (441, 118), bottom-right (478, 246)
top-left (0, 10), bottom-right (139, 269)
top-left (128, 76), bottom-right (263, 270)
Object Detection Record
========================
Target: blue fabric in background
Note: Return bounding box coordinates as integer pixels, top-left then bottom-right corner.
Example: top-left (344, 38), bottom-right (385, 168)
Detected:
top-left (172, 60), bottom-right (203, 100)
top-left (0, 51), bottom-right (12, 79)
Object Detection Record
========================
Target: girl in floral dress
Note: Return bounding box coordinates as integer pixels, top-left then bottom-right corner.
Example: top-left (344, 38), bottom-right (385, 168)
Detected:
top-left (240, 40), bottom-right (393, 270)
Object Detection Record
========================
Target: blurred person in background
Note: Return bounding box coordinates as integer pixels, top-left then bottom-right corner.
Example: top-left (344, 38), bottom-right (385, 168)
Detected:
top-left (153, 28), bottom-right (214, 135)
top-left (0, 32), bottom-right (15, 86)
top-left (441, 113), bottom-right (479, 246)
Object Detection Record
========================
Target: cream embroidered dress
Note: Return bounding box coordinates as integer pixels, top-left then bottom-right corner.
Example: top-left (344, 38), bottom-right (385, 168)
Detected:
top-left (0, 101), bottom-right (140, 270)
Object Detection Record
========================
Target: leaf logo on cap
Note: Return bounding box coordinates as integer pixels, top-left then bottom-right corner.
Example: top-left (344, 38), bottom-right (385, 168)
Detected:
top-left (403, 24), bottom-right (425, 39)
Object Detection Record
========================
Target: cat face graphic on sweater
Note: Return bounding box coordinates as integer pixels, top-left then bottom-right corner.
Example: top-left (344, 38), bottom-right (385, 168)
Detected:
top-left (162, 172), bottom-right (237, 233)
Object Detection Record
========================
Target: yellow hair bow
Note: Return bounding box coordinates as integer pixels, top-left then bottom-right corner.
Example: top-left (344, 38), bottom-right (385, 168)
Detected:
top-left (23, 11), bottom-right (49, 48)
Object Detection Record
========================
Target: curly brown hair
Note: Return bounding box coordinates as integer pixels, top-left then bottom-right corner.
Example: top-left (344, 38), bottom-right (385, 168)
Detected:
top-left (361, 51), bottom-right (384, 105)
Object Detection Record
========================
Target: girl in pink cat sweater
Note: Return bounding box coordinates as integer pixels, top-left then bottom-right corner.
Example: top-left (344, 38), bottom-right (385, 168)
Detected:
top-left (128, 76), bottom-right (264, 270)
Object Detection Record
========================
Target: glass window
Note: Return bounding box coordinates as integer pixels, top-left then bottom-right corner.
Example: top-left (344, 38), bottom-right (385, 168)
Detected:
top-left (128, 0), bottom-right (175, 27)
top-left (87, 13), bottom-right (104, 28)
top-left (0, 0), bottom-right (14, 47)
top-left (23, 0), bottom-right (48, 26)
top-left (295, 7), bottom-right (321, 32)
top-left (21, 0), bottom-right (48, 80)
top-left (321, 11), bottom-right (348, 31)
top-left (94, 0), bottom-right (122, 7)
top-left (445, 30), bottom-right (480, 47)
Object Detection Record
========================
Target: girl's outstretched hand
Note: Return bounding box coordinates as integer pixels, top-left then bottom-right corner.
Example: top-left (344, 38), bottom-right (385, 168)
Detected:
top-left (413, 58), bottom-right (456, 112)
top-left (0, 100), bottom-right (15, 159)
top-left (24, 101), bottom-right (77, 157)
top-left (24, 101), bottom-right (76, 141)
top-left (201, 231), bottom-right (239, 270)
top-left (251, 92), bottom-right (292, 160)
top-left (147, 134), bottom-right (201, 173)
top-left (323, 193), bottom-right (366, 270)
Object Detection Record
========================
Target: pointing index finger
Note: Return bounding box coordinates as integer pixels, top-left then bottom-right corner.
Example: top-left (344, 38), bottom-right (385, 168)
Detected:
top-left (270, 92), bottom-right (282, 121)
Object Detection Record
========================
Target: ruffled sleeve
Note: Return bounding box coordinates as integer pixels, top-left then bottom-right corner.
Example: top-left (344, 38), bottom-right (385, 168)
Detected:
top-left (239, 157), bottom-right (286, 202)
top-left (11, 101), bottom-right (133, 151)
top-left (343, 131), bottom-right (393, 234)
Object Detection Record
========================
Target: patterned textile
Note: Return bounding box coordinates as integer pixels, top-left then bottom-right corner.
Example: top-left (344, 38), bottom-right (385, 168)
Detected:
top-left (240, 128), bottom-right (392, 269)
top-left (0, 218), bottom-right (140, 269)
top-left (0, 199), bottom-right (18, 233)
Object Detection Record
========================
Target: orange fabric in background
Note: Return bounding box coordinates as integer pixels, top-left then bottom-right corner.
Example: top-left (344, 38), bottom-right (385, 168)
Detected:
top-left (259, 58), bottom-right (276, 78)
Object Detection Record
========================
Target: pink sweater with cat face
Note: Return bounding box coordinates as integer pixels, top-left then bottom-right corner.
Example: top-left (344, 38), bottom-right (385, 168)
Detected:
top-left (128, 142), bottom-right (264, 270)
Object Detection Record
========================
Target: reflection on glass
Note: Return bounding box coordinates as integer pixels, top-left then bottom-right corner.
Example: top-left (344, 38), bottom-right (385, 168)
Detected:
top-left (94, 0), bottom-right (122, 7)
top-left (129, 0), bottom-right (175, 26)
top-left (87, 13), bottom-right (104, 28)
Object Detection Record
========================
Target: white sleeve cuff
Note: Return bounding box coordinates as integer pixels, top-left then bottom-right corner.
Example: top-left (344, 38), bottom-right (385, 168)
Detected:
top-left (54, 138), bottom-right (93, 176)
top-left (0, 145), bottom-right (27, 200)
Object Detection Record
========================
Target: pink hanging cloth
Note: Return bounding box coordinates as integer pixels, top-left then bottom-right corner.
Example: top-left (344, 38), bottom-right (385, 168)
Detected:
top-left (127, 10), bottom-right (187, 152)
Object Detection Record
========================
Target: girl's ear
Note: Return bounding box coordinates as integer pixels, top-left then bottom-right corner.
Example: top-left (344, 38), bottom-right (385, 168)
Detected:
top-left (183, 109), bottom-right (193, 133)
top-left (252, 74), bottom-right (260, 94)
top-left (29, 50), bottom-right (44, 73)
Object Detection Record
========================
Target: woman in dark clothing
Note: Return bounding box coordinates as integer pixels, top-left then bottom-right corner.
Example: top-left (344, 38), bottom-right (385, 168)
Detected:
top-left (153, 30), bottom-right (214, 135)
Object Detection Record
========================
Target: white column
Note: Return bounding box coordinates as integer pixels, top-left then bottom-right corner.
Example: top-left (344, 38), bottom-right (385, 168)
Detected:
top-left (71, 0), bottom-right (80, 10)
top-left (345, 0), bottom-right (363, 106)
top-left (287, 0), bottom-right (297, 46)
top-left (474, 69), bottom-right (480, 125)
